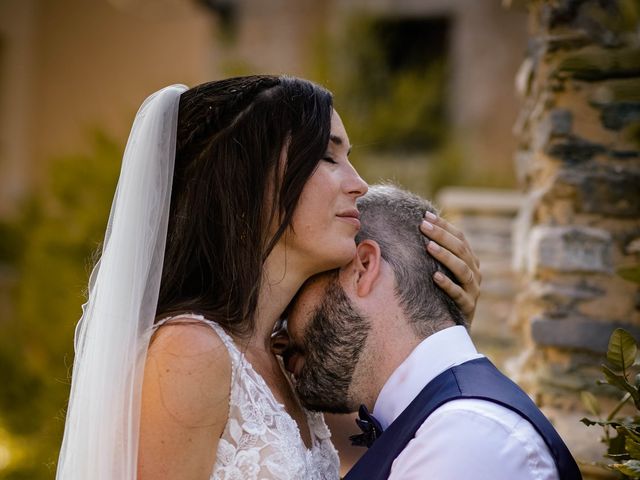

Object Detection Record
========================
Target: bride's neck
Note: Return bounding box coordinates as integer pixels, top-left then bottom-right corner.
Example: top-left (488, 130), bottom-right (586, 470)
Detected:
top-left (242, 243), bottom-right (309, 353)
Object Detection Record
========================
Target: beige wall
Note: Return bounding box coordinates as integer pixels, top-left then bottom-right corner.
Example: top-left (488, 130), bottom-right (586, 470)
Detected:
top-left (0, 0), bottom-right (37, 216)
top-left (0, 0), bottom-right (217, 216)
top-left (223, 0), bottom-right (329, 77)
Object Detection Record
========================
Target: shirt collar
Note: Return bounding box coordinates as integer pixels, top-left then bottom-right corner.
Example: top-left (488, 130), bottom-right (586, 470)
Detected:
top-left (372, 325), bottom-right (484, 430)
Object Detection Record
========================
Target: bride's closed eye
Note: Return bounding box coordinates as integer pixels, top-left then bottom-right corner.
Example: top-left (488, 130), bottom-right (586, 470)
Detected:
top-left (322, 156), bottom-right (338, 164)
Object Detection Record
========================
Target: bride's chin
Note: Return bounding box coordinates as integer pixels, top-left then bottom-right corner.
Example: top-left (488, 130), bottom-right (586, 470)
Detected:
top-left (315, 242), bottom-right (357, 270)
top-left (287, 249), bottom-right (351, 279)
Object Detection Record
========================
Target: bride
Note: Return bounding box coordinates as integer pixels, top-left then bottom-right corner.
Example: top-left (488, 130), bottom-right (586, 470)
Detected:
top-left (55, 75), bottom-right (481, 480)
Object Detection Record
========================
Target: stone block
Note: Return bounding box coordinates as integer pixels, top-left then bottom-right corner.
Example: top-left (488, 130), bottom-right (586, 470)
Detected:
top-left (515, 57), bottom-right (535, 97)
top-left (514, 150), bottom-right (538, 185)
top-left (530, 315), bottom-right (640, 353)
top-left (545, 135), bottom-right (606, 163)
top-left (533, 109), bottom-right (573, 150)
top-left (513, 193), bottom-right (539, 273)
top-left (544, 32), bottom-right (591, 52)
top-left (557, 167), bottom-right (640, 217)
top-left (600, 102), bottom-right (640, 131)
top-left (530, 280), bottom-right (605, 304)
top-left (591, 78), bottom-right (640, 105)
top-left (626, 238), bottom-right (640, 254)
top-left (610, 148), bottom-right (640, 160)
top-left (555, 46), bottom-right (640, 81)
top-left (528, 226), bottom-right (613, 274)
top-left (540, 1), bottom-right (580, 30)
top-left (549, 109), bottom-right (573, 136)
top-left (577, 278), bottom-right (638, 319)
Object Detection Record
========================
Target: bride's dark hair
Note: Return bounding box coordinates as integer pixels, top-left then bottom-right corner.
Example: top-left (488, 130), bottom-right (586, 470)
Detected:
top-left (156, 75), bottom-right (333, 336)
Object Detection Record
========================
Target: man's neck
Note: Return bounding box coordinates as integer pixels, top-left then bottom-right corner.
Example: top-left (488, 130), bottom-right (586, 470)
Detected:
top-left (354, 313), bottom-right (423, 411)
top-left (371, 324), bottom-right (481, 429)
top-left (357, 320), bottom-right (460, 411)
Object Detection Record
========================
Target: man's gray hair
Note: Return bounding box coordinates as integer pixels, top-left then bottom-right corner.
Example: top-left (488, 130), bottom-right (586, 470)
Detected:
top-left (356, 184), bottom-right (466, 337)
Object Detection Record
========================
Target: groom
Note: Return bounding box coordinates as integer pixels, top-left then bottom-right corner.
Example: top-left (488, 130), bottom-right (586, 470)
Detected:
top-left (283, 185), bottom-right (581, 480)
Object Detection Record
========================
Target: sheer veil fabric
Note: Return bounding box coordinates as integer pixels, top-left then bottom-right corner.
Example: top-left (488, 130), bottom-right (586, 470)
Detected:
top-left (56, 84), bottom-right (188, 480)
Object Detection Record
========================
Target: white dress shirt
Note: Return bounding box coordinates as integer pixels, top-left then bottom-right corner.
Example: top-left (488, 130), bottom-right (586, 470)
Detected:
top-left (373, 326), bottom-right (559, 480)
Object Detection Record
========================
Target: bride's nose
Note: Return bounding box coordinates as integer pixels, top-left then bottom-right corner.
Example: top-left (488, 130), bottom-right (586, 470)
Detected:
top-left (344, 165), bottom-right (368, 199)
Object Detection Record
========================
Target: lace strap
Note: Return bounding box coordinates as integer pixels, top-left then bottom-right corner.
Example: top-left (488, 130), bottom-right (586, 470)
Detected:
top-left (153, 313), bottom-right (241, 363)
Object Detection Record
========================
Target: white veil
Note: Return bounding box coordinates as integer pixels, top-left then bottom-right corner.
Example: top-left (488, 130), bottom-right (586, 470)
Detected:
top-left (56, 84), bottom-right (188, 480)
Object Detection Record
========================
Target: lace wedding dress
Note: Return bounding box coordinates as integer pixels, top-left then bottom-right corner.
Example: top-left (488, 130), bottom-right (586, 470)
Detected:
top-left (154, 314), bottom-right (340, 480)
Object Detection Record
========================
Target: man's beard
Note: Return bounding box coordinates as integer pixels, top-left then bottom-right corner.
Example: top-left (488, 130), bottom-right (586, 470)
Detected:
top-left (292, 275), bottom-right (371, 414)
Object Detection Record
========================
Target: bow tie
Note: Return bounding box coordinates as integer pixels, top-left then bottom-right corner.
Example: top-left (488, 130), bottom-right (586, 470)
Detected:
top-left (349, 404), bottom-right (384, 448)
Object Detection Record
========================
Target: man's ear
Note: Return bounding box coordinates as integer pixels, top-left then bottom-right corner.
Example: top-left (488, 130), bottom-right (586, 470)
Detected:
top-left (353, 240), bottom-right (382, 297)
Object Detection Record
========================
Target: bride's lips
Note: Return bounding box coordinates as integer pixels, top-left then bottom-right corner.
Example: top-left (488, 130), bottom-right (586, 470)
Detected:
top-left (336, 209), bottom-right (361, 229)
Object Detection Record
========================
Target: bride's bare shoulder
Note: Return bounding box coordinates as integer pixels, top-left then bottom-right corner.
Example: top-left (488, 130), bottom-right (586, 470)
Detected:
top-left (143, 318), bottom-right (231, 425)
top-left (139, 319), bottom-right (231, 477)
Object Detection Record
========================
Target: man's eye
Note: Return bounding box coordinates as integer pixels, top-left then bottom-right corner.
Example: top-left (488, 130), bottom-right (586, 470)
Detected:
top-left (322, 156), bottom-right (337, 164)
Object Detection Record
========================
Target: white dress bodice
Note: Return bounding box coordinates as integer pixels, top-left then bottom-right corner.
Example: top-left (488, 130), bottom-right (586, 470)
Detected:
top-left (154, 314), bottom-right (340, 480)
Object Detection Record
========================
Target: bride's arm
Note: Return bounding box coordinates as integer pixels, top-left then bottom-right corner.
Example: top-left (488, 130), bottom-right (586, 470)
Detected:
top-left (138, 322), bottom-right (231, 480)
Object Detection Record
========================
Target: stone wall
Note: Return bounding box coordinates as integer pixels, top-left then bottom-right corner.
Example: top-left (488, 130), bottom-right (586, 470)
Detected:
top-left (512, 0), bottom-right (640, 472)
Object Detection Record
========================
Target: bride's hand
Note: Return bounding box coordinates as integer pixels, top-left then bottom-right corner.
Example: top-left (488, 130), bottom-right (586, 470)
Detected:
top-left (419, 211), bottom-right (481, 324)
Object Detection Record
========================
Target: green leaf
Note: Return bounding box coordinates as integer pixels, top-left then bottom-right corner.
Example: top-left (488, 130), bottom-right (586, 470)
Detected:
top-left (607, 328), bottom-right (638, 373)
top-left (621, 425), bottom-right (640, 444)
top-left (610, 436), bottom-right (630, 457)
top-left (581, 391), bottom-right (602, 417)
top-left (618, 266), bottom-right (640, 285)
top-left (603, 365), bottom-right (633, 391)
top-left (580, 417), bottom-right (624, 429)
top-left (626, 437), bottom-right (640, 460)
top-left (613, 459), bottom-right (640, 476)
top-left (603, 365), bottom-right (640, 409)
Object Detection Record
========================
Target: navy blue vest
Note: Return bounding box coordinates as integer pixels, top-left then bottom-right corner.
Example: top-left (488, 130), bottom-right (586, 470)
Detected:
top-left (344, 358), bottom-right (581, 480)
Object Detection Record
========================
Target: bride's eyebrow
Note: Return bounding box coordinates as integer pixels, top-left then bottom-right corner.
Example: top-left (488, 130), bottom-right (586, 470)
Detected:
top-left (329, 134), bottom-right (352, 156)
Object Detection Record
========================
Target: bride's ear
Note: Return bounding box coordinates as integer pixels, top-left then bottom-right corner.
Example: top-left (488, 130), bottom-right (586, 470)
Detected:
top-left (353, 240), bottom-right (382, 297)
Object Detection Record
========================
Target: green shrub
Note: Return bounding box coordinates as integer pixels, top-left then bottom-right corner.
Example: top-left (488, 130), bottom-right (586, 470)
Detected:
top-left (582, 328), bottom-right (640, 478)
top-left (0, 131), bottom-right (121, 479)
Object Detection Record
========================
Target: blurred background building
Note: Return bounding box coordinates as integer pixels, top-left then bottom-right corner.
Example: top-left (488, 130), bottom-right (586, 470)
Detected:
top-left (0, 0), bottom-right (528, 216)
top-left (0, 0), bottom-right (638, 478)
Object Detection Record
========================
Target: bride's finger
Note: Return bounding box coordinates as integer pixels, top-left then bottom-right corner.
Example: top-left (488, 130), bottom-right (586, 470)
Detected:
top-left (427, 240), bottom-right (480, 296)
top-left (420, 218), bottom-right (472, 266)
top-left (420, 221), bottom-right (480, 284)
top-left (433, 271), bottom-right (474, 321)
top-left (423, 212), bottom-right (480, 269)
